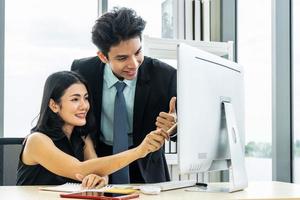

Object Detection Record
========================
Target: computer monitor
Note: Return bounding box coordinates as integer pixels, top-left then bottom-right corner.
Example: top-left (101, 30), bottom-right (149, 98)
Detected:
top-left (177, 43), bottom-right (248, 192)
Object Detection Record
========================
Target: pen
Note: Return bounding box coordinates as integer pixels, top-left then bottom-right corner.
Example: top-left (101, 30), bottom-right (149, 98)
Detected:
top-left (167, 123), bottom-right (177, 135)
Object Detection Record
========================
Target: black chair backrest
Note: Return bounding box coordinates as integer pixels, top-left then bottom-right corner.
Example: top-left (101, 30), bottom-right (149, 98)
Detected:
top-left (0, 138), bottom-right (24, 185)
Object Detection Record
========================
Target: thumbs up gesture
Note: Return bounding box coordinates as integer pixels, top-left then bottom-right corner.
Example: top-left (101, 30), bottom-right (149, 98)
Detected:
top-left (155, 97), bottom-right (177, 135)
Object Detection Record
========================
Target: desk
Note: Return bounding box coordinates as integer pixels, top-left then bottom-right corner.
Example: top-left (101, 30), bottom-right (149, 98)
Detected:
top-left (1, 182), bottom-right (300, 200)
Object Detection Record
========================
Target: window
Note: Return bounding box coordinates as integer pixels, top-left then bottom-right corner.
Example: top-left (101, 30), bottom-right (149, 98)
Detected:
top-left (4, 0), bottom-right (98, 137)
top-left (238, 0), bottom-right (272, 180)
top-left (107, 0), bottom-right (175, 38)
top-left (293, 0), bottom-right (300, 183)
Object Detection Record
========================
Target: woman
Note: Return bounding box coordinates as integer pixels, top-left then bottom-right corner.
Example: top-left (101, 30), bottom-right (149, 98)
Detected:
top-left (16, 71), bottom-right (169, 188)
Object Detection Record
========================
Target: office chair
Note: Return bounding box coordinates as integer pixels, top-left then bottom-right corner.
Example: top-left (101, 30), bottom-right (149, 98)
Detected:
top-left (0, 138), bottom-right (24, 185)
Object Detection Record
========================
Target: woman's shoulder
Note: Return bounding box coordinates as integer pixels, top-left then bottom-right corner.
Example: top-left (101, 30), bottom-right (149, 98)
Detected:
top-left (21, 132), bottom-right (55, 165)
top-left (26, 132), bottom-right (53, 146)
top-left (29, 131), bottom-right (50, 138)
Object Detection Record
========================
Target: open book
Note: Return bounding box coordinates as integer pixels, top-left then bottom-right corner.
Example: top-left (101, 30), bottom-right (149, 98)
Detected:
top-left (39, 183), bottom-right (138, 194)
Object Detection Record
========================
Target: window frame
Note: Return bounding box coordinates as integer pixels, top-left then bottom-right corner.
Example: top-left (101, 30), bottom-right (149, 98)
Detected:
top-left (0, 0), bottom-right (4, 139)
top-left (272, 0), bottom-right (292, 182)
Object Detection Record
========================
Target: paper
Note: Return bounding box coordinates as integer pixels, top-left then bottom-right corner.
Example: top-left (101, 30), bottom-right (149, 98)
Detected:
top-left (39, 183), bottom-right (83, 193)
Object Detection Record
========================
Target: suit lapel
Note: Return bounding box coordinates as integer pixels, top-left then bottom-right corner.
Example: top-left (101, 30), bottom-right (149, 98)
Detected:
top-left (133, 57), bottom-right (151, 144)
top-left (93, 59), bottom-right (105, 129)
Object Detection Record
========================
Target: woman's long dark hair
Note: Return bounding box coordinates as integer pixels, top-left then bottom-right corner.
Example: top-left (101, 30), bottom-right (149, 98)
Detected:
top-left (32, 71), bottom-right (95, 138)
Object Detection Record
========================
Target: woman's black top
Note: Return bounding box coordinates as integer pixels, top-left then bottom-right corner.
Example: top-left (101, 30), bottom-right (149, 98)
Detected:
top-left (16, 129), bottom-right (85, 185)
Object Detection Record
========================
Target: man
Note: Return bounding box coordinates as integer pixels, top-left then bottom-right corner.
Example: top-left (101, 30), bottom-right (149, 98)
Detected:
top-left (71, 7), bottom-right (176, 184)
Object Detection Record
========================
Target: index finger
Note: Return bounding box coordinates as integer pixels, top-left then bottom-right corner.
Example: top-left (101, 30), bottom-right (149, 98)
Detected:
top-left (81, 176), bottom-right (89, 189)
top-left (155, 129), bottom-right (170, 141)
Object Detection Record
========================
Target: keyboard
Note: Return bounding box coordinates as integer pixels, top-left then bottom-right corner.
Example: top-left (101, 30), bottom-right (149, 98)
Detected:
top-left (148, 180), bottom-right (197, 191)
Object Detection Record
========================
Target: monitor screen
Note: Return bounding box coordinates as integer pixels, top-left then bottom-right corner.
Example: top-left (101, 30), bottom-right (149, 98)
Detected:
top-left (177, 43), bottom-right (245, 175)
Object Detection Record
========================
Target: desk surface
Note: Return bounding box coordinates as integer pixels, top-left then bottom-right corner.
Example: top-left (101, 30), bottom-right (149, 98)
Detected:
top-left (1, 181), bottom-right (300, 200)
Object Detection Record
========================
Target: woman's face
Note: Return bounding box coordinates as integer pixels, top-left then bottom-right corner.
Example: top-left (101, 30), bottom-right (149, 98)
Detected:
top-left (55, 83), bottom-right (90, 128)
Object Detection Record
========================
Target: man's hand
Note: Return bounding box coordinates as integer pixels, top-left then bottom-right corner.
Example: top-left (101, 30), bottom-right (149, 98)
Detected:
top-left (155, 97), bottom-right (177, 135)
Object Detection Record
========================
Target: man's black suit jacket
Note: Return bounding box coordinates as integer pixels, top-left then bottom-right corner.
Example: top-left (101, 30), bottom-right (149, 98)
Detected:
top-left (71, 56), bottom-right (177, 183)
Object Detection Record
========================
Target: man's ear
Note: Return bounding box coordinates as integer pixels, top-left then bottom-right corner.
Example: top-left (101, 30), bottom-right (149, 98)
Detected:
top-left (49, 99), bottom-right (59, 113)
top-left (97, 52), bottom-right (109, 63)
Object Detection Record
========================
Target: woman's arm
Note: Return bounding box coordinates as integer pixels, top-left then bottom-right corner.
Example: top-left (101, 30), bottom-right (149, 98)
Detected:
top-left (22, 129), bottom-right (167, 181)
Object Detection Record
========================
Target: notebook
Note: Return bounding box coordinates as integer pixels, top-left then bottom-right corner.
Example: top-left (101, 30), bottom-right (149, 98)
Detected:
top-left (39, 183), bottom-right (138, 194)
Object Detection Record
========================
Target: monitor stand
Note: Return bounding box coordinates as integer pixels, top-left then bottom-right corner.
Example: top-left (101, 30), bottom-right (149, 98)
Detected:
top-left (189, 102), bottom-right (248, 193)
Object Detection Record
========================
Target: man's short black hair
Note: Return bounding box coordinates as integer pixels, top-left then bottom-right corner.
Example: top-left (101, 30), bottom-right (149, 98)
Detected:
top-left (92, 7), bottom-right (146, 58)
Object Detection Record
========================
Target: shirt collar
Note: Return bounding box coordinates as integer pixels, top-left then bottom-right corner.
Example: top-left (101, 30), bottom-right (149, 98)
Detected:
top-left (103, 63), bottom-right (137, 89)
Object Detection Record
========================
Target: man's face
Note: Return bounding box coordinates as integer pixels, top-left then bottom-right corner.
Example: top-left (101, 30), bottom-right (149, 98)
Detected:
top-left (99, 37), bottom-right (144, 80)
